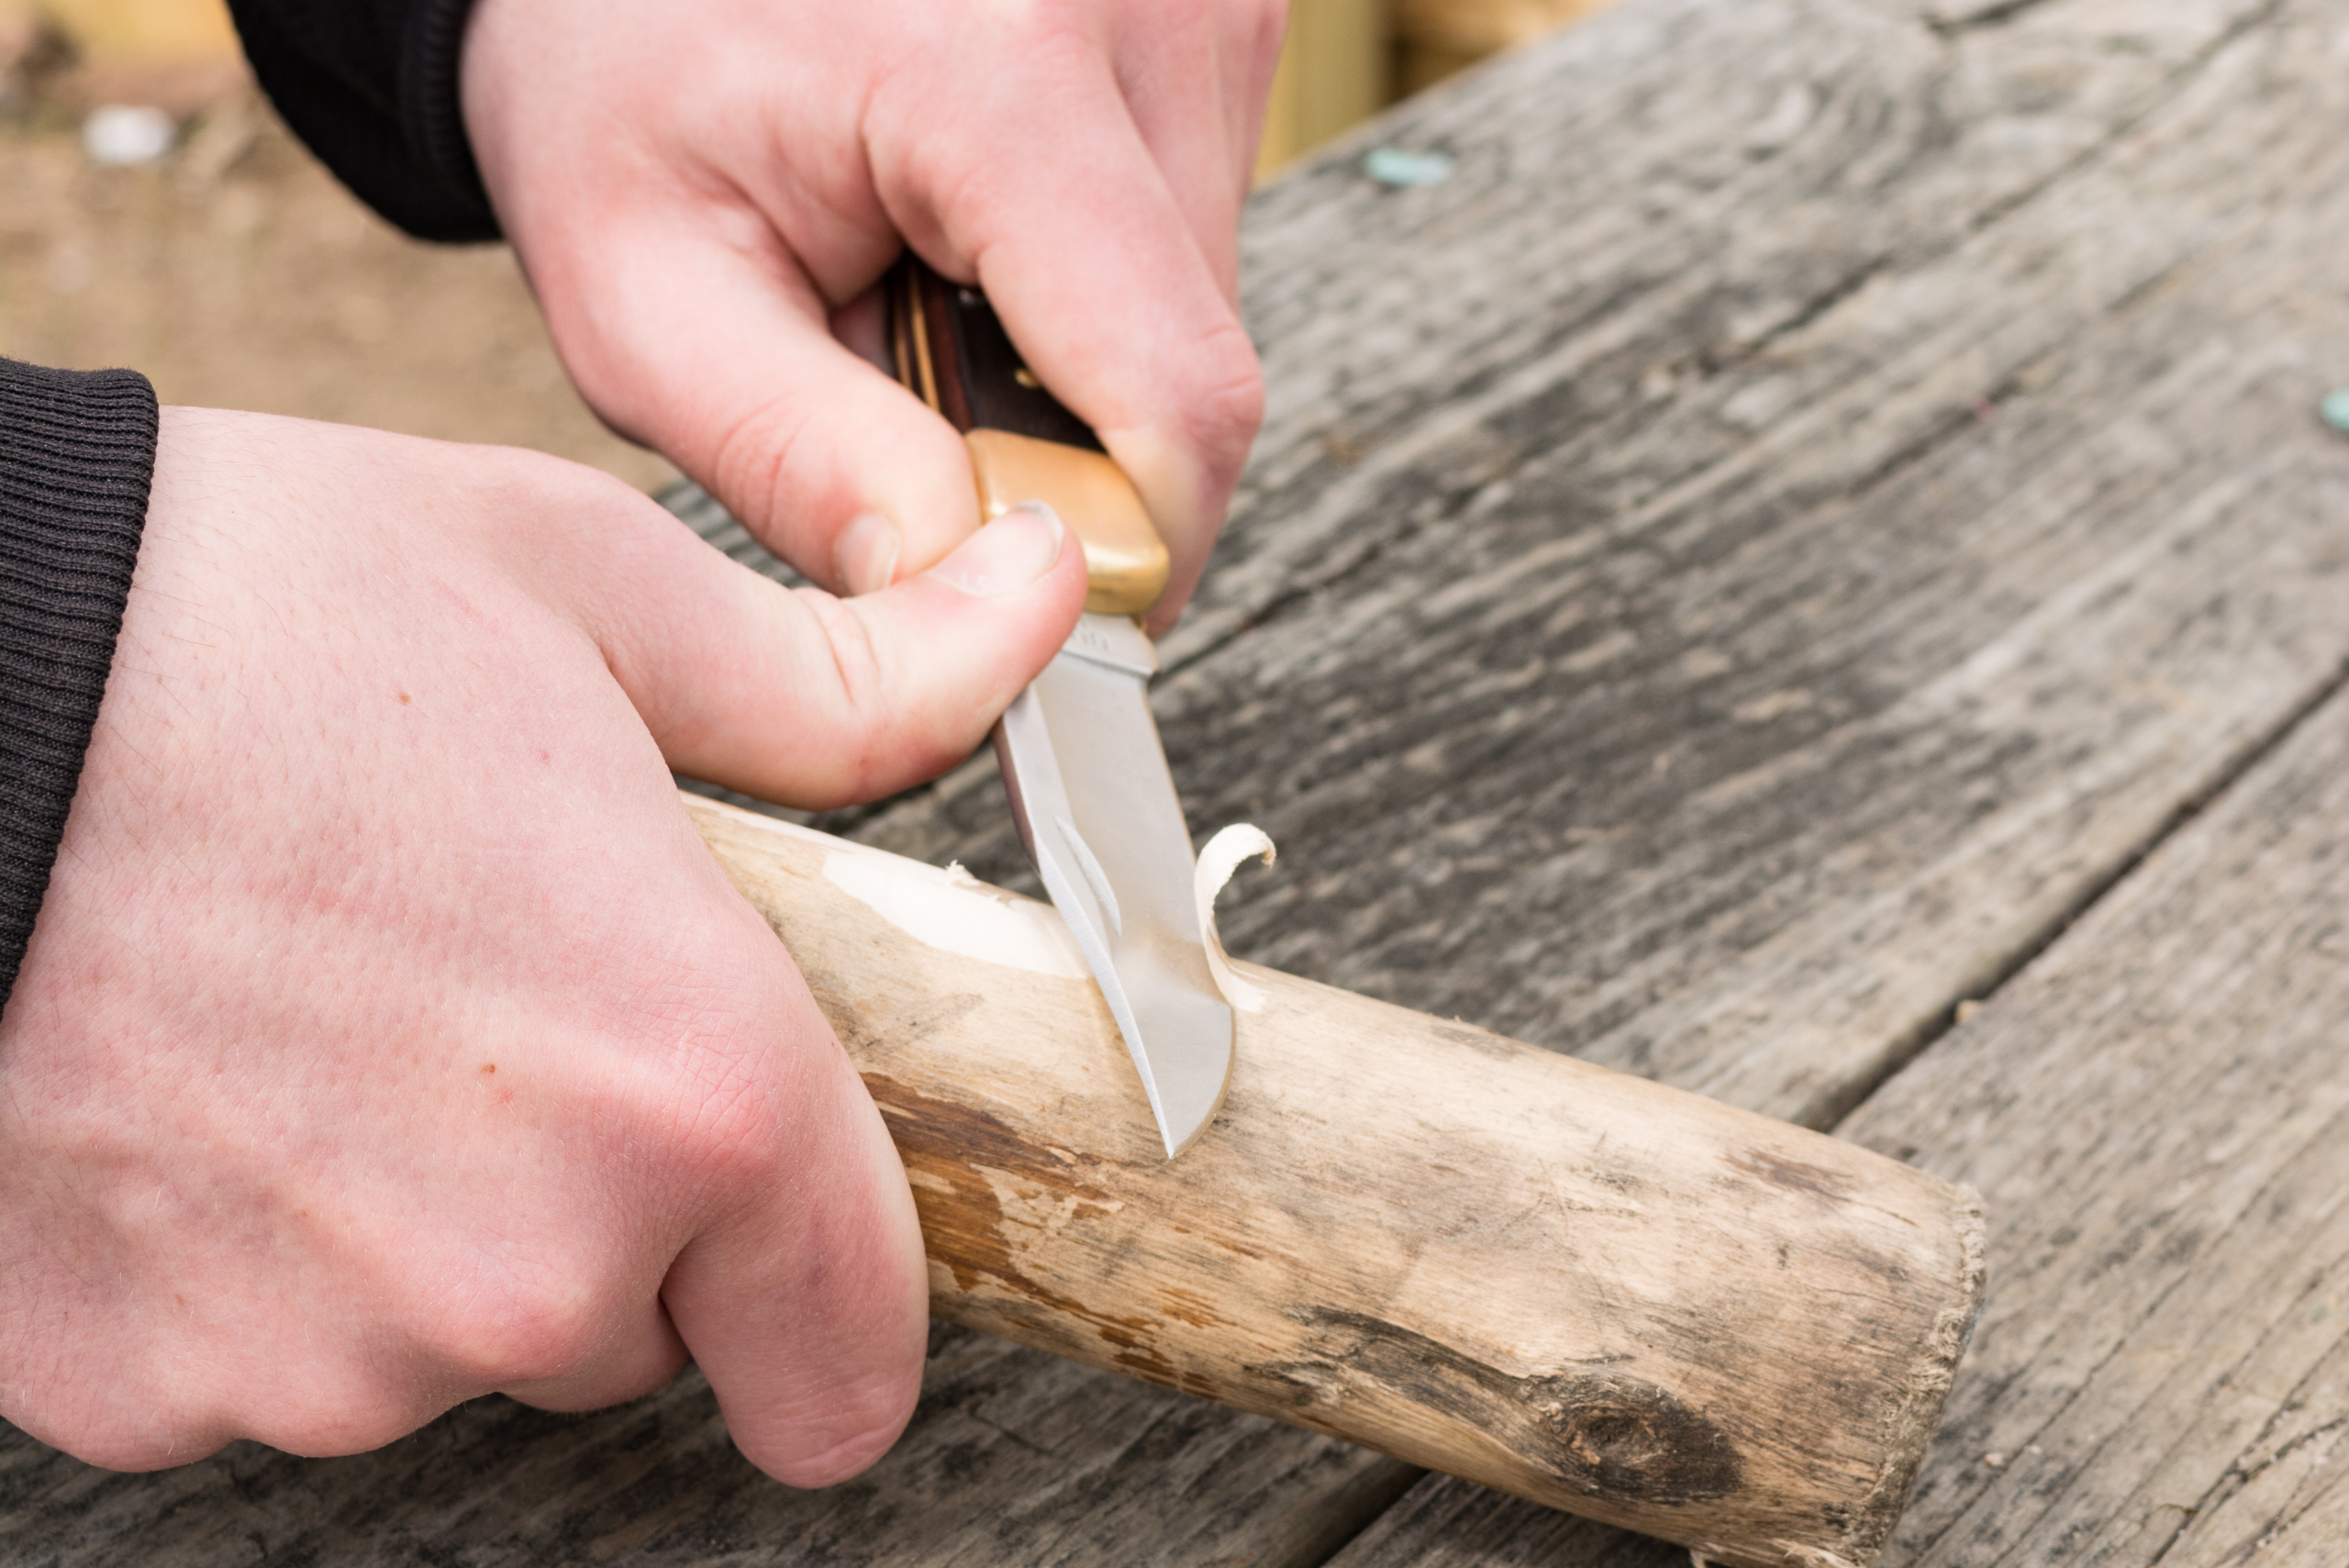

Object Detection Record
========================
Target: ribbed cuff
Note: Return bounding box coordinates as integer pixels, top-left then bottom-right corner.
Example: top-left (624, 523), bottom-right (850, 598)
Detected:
top-left (225, 0), bottom-right (499, 243)
top-left (0, 361), bottom-right (157, 1005)
top-left (401, 0), bottom-right (496, 239)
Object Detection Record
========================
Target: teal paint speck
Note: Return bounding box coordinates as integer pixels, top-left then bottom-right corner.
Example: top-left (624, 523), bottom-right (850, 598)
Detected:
top-left (2322, 389), bottom-right (2349, 432)
top-left (1364, 148), bottom-right (1455, 187)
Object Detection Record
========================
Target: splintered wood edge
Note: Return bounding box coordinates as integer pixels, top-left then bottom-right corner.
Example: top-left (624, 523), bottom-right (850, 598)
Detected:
top-left (1845, 1185), bottom-right (1986, 1567)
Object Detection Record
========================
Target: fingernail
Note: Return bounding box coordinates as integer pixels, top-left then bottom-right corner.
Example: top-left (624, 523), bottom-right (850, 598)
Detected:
top-left (835, 511), bottom-right (903, 596)
top-left (930, 503), bottom-right (1065, 597)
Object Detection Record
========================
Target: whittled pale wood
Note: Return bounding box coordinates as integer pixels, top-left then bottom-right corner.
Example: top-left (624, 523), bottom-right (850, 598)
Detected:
top-left (684, 795), bottom-right (1983, 1568)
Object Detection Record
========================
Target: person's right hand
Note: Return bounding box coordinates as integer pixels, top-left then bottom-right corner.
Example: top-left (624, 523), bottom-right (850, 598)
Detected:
top-left (461, 0), bottom-right (1280, 635)
top-left (0, 407), bottom-right (1086, 1481)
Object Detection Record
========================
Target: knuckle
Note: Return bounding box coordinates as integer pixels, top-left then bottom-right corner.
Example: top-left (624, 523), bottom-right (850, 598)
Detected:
top-left (712, 395), bottom-right (812, 531)
top-left (747, 1337), bottom-right (926, 1487)
top-left (788, 591), bottom-right (918, 806)
top-left (19, 1366), bottom-right (418, 1469)
top-left (671, 1041), bottom-right (791, 1194)
top-left (1254, 0), bottom-right (1288, 56)
top-left (770, 1416), bottom-right (907, 1489)
top-left (0, 1323), bottom-right (217, 1470)
top-left (250, 1391), bottom-right (435, 1460)
top-left (629, 969), bottom-right (799, 1197)
top-left (27, 1407), bottom-right (222, 1473)
top-left (993, 3), bottom-right (1092, 66)
top-left (429, 1265), bottom-right (611, 1390)
top-left (1181, 323), bottom-right (1267, 456)
top-left (1214, 0), bottom-right (1286, 61)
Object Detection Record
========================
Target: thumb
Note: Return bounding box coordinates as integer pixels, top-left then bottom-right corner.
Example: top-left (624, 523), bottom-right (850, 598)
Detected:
top-left (584, 498), bottom-right (1086, 808)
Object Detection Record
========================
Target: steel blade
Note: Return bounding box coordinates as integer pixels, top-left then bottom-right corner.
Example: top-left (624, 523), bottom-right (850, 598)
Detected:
top-left (996, 613), bottom-right (1233, 1157)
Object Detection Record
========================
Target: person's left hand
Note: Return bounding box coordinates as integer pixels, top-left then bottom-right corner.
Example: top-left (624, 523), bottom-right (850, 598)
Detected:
top-left (461, 0), bottom-right (1281, 635)
top-left (0, 408), bottom-right (1086, 1485)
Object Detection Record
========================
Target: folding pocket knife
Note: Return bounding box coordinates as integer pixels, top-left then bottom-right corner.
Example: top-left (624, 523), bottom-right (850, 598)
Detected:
top-left (885, 255), bottom-right (1233, 1158)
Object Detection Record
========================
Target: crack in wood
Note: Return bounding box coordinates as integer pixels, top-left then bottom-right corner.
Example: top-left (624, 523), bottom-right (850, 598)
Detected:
top-left (1256, 1312), bottom-right (1746, 1508)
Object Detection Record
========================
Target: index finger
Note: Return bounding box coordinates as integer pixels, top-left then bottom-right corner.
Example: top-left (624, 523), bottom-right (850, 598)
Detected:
top-left (874, 44), bottom-right (1265, 632)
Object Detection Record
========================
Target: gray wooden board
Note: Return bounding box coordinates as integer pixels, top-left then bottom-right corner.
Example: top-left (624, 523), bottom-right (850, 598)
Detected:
top-left (1325, 626), bottom-right (2349, 1567)
top-left (838, 0), bottom-right (2349, 1553)
top-left (12, 0), bottom-right (2349, 1561)
top-left (0, 1323), bottom-right (1413, 1567)
top-left (1841, 674), bottom-right (2349, 1561)
top-left (850, 0), bottom-right (2349, 1136)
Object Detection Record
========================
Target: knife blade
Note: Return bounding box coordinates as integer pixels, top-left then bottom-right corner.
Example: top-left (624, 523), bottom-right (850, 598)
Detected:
top-left (885, 256), bottom-right (1233, 1158)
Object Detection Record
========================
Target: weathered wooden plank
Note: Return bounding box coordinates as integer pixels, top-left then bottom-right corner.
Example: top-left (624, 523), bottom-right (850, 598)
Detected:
top-left (1832, 679), bottom-right (2349, 1564)
top-left (1, 1325), bottom-right (1412, 1567)
top-left (14, 0), bottom-right (2349, 1559)
top-left (1259, 0), bottom-right (2349, 1558)
top-left (1265, 0), bottom-right (2349, 1555)
top-left (1326, 681), bottom-right (2349, 1568)
top-left (853, 0), bottom-right (2338, 1136)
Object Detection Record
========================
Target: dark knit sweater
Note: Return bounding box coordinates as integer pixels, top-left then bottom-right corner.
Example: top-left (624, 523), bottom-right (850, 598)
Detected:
top-left (1, 0), bottom-right (485, 1003)
top-left (226, 0), bottom-right (497, 242)
top-left (0, 362), bottom-right (157, 1000)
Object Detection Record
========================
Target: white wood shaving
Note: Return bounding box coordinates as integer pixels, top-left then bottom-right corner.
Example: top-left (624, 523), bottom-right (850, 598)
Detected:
top-left (1194, 825), bottom-right (1276, 1013)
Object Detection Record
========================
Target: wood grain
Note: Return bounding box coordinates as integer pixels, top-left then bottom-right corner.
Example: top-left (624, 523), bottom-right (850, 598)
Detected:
top-left (687, 798), bottom-right (1980, 1568)
top-left (0, 1323), bottom-right (1408, 1568)
top-left (1319, 0), bottom-right (2349, 1550)
top-left (852, 0), bottom-right (2348, 1139)
top-left (14, 0), bottom-right (2349, 1554)
top-left (1839, 673), bottom-right (2349, 1564)
top-left (1324, 707), bottom-right (2349, 1568)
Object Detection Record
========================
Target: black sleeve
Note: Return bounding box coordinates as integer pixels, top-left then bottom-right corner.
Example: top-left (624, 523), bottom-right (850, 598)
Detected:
top-left (0, 361), bottom-right (156, 1006)
top-left (226, 0), bottom-right (498, 242)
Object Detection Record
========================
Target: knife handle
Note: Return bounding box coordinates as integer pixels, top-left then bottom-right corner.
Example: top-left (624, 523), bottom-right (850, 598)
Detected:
top-left (885, 255), bottom-right (1169, 617)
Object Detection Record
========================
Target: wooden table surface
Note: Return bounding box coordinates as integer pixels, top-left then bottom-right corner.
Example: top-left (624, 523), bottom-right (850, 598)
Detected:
top-left (10, 0), bottom-right (2349, 1560)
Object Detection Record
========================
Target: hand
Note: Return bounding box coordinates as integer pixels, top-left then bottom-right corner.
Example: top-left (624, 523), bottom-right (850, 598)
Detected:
top-left (0, 408), bottom-right (1085, 1479)
top-left (460, 0), bottom-right (1280, 632)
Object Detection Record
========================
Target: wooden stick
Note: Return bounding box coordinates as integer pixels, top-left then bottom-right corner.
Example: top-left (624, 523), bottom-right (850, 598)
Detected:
top-left (687, 795), bottom-right (1983, 1568)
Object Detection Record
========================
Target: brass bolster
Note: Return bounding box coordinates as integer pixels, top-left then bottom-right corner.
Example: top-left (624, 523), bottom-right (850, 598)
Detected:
top-left (964, 428), bottom-right (1170, 617)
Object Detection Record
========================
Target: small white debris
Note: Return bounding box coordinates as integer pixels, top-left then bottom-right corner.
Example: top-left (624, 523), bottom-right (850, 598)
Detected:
top-left (83, 105), bottom-right (175, 167)
top-left (1364, 147), bottom-right (1454, 187)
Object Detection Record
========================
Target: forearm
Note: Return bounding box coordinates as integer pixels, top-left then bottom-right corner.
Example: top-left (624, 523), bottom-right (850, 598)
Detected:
top-left (0, 360), bottom-right (155, 1005)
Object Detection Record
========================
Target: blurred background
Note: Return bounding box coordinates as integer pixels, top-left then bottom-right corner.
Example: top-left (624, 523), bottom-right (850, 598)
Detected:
top-left (0, 0), bottom-right (1613, 490)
